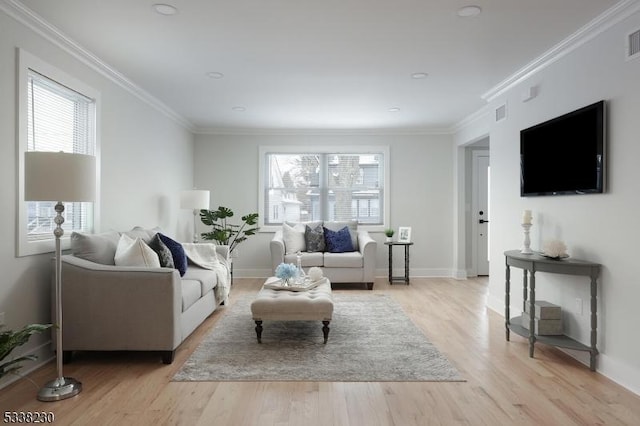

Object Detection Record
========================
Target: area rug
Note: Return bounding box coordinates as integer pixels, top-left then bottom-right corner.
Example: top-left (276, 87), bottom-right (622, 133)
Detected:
top-left (173, 293), bottom-right (463, 382)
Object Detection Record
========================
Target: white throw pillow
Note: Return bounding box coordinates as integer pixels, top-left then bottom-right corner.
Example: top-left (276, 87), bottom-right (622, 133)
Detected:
top-left (282, 222), bottom-right (306, 254)
top-left (114, 234), bottom-right (161, 267)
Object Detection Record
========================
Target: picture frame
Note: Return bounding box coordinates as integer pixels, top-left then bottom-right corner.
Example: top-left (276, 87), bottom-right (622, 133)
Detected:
top-left (397, 226), bottom-right (411, 243)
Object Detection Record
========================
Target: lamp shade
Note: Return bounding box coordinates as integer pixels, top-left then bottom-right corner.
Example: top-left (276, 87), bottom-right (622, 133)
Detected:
top-left (180, 189), bottom-right (210, 210)
top-left (25, 151), bottom-right (96, 202)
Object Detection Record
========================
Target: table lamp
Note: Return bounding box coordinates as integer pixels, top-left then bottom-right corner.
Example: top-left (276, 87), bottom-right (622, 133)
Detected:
top-left (180, 189), bottom-right (210, 243)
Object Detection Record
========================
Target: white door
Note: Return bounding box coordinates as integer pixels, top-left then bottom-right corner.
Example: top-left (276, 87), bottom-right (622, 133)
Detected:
top-left (473, 153), bottom-right (490, 275)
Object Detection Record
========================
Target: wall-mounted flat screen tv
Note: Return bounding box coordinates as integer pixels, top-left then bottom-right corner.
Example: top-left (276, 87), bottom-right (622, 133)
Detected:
top-left (520, 100), bottom-right (605, 197)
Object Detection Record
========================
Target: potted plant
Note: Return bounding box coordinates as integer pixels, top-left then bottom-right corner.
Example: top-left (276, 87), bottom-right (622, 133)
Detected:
top-left (199, 206), bottom-right (259, 254)
top-left (384, 228), bottom-right (394, 242)
top-left (1, 323), bottom-right (52, 380)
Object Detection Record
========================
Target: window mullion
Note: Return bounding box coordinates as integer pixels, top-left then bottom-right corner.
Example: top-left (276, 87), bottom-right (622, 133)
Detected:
top-left (319, 154), bottom-right (329, 221)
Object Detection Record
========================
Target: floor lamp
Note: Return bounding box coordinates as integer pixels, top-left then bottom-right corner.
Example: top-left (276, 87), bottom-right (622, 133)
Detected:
top-left (24, 151), bottom-right (96, 402)
top-left (180, 189), bottom-right (210, 243)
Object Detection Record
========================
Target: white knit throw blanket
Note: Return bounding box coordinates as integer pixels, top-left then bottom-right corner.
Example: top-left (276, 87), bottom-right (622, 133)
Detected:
top-left (182, 243), bottom-right (230, 297)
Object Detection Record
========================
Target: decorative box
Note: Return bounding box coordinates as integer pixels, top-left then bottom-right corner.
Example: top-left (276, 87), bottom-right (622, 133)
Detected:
top-left (524, 300), bottom-right (562, 320)
top-left (521, 311), bottom-right (563, 335)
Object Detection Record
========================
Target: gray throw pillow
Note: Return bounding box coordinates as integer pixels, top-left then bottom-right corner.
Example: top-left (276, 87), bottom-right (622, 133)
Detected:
top-left (70, 231), bottom-right (121, 265)
top-left (305, 224), bottom-right (326, 252)
top-left (148, 233), bottom-right (175, 268)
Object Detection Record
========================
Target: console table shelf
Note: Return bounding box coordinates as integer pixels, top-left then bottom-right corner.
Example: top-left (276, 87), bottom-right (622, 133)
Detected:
top-left (504, 250), bottom-right (601, 371)
top-left (508, 315), bottom-right (592, 352)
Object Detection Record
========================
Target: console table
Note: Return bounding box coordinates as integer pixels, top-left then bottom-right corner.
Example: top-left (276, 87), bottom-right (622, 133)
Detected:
top-left (504, 250), bottom-right (600, 371)
top-left (385, 241), bottom-right (413, 284)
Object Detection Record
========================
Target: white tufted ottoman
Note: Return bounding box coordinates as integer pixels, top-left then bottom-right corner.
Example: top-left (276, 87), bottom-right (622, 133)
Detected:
top-left (250, 278), bottom-right (334, 343)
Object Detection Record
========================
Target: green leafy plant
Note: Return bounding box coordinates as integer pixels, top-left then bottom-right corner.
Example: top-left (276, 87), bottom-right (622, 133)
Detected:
top-left (199, 206), bottom-right (259, 254)
top-left (1, 323), bottom-right (52, 379)
top-left (384, 228), bottom-right (395, 238)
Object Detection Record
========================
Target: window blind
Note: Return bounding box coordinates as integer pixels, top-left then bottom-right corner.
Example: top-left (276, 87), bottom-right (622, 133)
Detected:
top-left (26, 69), bottom-right (96, 241)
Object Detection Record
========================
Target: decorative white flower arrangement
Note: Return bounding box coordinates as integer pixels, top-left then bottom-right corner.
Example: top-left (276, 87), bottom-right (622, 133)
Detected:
top-left (275, 263), bottom-right (298, 281)
top-left (543, 239), bottom-right (568, 258)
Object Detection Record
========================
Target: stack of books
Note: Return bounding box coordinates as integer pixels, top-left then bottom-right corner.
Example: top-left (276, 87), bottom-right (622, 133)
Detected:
top-left (521, 300), bottom-right (563, 335)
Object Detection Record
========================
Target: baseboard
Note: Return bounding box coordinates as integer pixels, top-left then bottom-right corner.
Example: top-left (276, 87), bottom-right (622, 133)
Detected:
top-left (597, 353), bottom-right (640, 396)
top-left (0, 340), bottom-right (54, 391)
top-left (374, 268), bottom-right (457, 278)
top-left (235, 268), bottom-right (459, 279)
top-left (486, 292), bottom-right (640, 396)
top-left (486, 293), bottom-right (506, 315)
top-left (454, 269), bottom-right (469, 280)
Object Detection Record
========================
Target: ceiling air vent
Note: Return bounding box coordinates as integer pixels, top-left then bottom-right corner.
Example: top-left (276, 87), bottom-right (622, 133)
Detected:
top-left (627, 29), bottom-right (640, 60)
top-left (495, 103), bottom-right (507, 122)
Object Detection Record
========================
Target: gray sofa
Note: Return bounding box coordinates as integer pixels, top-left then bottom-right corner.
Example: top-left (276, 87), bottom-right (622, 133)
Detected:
top-left (59, 227), bottom-right (230, 364)
top-left (270, 221), bottom-right (377, 289)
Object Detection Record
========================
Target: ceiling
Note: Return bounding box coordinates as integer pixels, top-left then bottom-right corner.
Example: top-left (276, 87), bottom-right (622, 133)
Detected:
top-left (15, 0), bottom-right (620, 132)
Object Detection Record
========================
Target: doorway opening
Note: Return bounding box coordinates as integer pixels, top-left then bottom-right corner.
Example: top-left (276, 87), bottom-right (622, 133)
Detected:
top-left (466, 139), bottom-right (490, 277)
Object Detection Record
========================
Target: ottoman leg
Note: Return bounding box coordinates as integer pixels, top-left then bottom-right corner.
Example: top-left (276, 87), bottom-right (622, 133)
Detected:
top-left (322, 320), bottom-right (331, 344)
top-left (255, 320), bottom-right (263, 343)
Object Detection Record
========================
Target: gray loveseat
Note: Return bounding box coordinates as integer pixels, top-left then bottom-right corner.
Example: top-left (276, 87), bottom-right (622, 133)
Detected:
top-left (270, 221), bottom-right (376, 289)
top-left (59, 227), bottom-right (230, 364)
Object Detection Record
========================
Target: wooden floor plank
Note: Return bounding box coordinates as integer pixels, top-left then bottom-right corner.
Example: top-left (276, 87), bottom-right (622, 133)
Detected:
top-left (2, 276), bottom-right (640, 425)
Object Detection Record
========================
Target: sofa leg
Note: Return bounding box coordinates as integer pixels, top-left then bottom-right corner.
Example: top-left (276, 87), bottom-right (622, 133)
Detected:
top-left (367, 282), bottom-right (374, 290)
top-left (161, 350), bottom-right (175, 364)
top-left (322, 321), bottom-right (330, 343)
top-left (255, 320), bottom-right (263, 343)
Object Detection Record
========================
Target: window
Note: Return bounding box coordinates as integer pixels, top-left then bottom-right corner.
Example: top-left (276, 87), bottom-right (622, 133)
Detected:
top-left (17, 49), bottom-right (100, 256)
top-left (259, 146), bottom-right (389, 230)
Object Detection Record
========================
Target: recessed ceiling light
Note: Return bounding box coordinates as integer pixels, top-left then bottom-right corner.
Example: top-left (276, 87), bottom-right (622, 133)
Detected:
top-left (152, 4), bottom-right (178, 16)
top-left (388, 107), bottom-right (401, 112)
top-left (206, 72), bottom-right (224, 79)
top-left (411, 72), bottom-right (428, 79)
top-left (457, 5), bottom-right (482, 17)
top-left (232, 106), bottom-right (246, 112)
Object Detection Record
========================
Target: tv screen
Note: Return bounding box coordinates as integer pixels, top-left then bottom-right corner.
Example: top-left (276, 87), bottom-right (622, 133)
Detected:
top-left (520, 100), bottom-right (605, 197)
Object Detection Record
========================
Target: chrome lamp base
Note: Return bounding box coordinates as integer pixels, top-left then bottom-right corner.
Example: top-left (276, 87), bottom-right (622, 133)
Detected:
top-left (37, 376), bottom-right (82, 402)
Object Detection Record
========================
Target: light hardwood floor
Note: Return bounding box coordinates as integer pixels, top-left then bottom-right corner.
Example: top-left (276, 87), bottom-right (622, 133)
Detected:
top-left (2, 277), bottom-right (640, 425)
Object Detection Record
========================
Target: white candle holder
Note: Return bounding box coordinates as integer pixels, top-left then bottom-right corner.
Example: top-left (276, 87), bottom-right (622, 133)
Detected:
top-left (521, 223), bottom-right (533, 254)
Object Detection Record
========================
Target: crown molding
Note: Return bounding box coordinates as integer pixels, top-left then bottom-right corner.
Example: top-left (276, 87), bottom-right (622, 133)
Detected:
top-left (194, 126), bottom-right (453, 136)
top-left (482, 0), bottom-right (640, 103)
top-left (1, 0), bottom-right (194, 131)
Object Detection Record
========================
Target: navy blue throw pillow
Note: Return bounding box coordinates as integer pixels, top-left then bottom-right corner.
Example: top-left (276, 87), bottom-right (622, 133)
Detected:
top-left (158, 233), bottom-right (187, 276)
top-left (323, 226), bottom-right (354, 253)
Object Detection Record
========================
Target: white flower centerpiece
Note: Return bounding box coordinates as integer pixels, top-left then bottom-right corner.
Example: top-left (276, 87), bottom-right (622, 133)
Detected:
top-left (266, 265), bottom-right (325, 292)
top-left (275, 262), bottom-right (298, 286)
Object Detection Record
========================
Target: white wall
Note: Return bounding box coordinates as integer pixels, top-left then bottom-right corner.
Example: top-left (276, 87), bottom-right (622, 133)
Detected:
top-left (483, 10), bottom-right (640, 393)
top-left (0, 10), bottom-right (194, 386)
top-left (193, 133), bottom-right (455, 278)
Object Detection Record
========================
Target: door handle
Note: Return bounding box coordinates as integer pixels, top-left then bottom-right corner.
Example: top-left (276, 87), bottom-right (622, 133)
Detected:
top-left (479, 219), bottom-right (489, 224)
